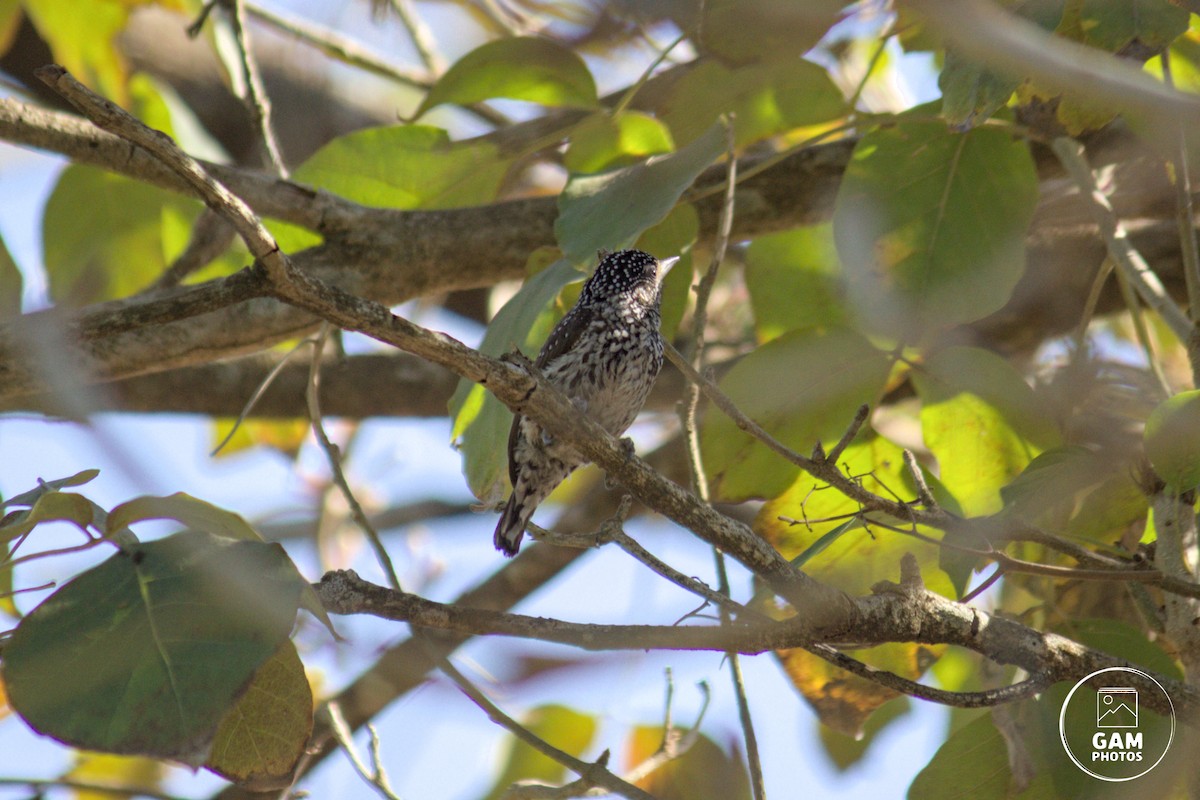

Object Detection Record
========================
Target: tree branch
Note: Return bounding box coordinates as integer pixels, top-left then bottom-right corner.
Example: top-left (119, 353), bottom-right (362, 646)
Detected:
top-left (314, 563), bottom-right (1199, 719)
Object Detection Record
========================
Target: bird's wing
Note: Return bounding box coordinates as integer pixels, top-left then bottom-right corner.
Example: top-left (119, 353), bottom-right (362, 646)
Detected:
top-left (507, 306), bottom-right (590, 485)
top-left (534, 305), bottom-right (589, 368)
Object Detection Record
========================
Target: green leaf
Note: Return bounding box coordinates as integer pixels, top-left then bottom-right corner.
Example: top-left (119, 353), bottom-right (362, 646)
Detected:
top-left (914, 347), bottom-right (1061, 516)
top-left (2, 531), bottom-right (304, 761)
top-left (416, 36), bottom-right (597, 116)
top-left (660, 58), bottom-right (846, 147)
top-left (701, 327), bottom-right (892, 502)
top-left (564, 112), bottom-right (675, 173)
top-left (106, 492), bottom-right (337, 638)
top-left (206, 642), bottom-right (313, 786)
top-left (2, 468), bottom-right (100, 508)
top-left (1080, 0), bottom-right (1188, 53)
top-left (907, 714), bottom-right (1011, 800)
top-left (107, 492), bottom-right (262, 541)
top-left (833, 111), bottom-right (1039, 341)
top-left (756, 434), bottom-right (956, 596)
top-left (939, 49), bottom-right (1021, 127)
top-left (0, 232), bottom-right (21, 318)
top-left (22, 0), bottom-right (129, 101)
top-left (1144, 390), bottom-right (1200, 491)
top-left (0, 491), bottom-right (95, 543)
top-left (744, 226), bottom-right (845, 341)
top-left (556, 122), bottom-right (726, 264)
top-left (484, 705), bottom-right (597, 800)
top-left (44, 165), bottom-right (200, 305)
top-left (291, 125), bottom-right (508, 210)
top-left (449, 254), bottom-right (584, 502)
top-left (697, 0), bottom-right (841, 65)
top-left (1001, 446), bottom-right (1147, 540)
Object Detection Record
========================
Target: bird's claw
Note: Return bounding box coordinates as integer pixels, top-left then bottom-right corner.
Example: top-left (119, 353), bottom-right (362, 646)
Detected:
top-left (605, 438), bottom-right (636, 489)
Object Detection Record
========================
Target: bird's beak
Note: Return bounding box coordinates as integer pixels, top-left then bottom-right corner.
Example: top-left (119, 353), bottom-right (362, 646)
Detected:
top-left (658, 256), bottom-right (681, 282)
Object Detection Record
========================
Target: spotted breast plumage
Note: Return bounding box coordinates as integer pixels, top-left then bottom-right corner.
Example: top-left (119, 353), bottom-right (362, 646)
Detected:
top-left (494, 249), bottom-right (679, 556)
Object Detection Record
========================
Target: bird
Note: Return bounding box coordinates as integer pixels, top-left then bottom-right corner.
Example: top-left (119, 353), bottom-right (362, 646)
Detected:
top-left (494, 249), bottom-right (680, 556)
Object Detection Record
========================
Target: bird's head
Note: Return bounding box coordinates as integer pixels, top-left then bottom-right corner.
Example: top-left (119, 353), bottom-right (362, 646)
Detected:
top-left (579, 249), bottom-right (680, 309)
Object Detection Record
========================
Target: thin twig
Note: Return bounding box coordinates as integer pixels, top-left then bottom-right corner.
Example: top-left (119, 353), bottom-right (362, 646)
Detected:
top-left (436, 657), bottom-right (661, 800)
top-left (387, 0), bottom-right (446, 74)
top-left (327, 702), bottom-right (404, 800)
top-left (244, 0), bottom-right (432, 89)
top-left (228, 0), bottom-right (289, 176)
top-left (622, 677), bottom-right (713, 784)
top-left (211, 336), bottom-right (315, 456)
top-left (821, 403), bottom-right (870, 466)
top-left (807, 642), bottom-right (1050, 707)
top-left (1111, 252), bottom-right (1173, 396)
top-left (307, 324), bottom-right (402, 591)
top-left (674, 117), bottom-right (766, 800)
top-left (1162, 49), bottom-right (1200, 385)
top-left (1051, 137), bottom-right (1193, 342)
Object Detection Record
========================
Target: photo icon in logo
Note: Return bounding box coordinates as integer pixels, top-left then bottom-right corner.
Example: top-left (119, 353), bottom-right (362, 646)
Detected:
top-left (1097, 687), bottom-right (1137, 728)
top-left (1059, 667), bottom-right (1174, 783)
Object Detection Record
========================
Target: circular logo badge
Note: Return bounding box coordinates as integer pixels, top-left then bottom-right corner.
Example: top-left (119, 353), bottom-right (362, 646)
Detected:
top-left (1059, 666), bottom-right (1175, 782)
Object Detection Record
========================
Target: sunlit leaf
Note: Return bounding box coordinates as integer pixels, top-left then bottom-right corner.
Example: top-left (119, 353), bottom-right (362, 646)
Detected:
top-left (0, 0), bottom-right (21, 53)
top-left (660, 58), bottom-right (846, 147)
top-left (44, 166), bottom-right (200, 305)
top-left (417, 36), bottom-right (597, 116)
top-left (907, 714), bottom-right (1011, 799)
top-left (211, 418), bottom-right (310, 460)
top-left (292, 125), bottom-right (508, 210)
top-left (701, 327), bottom-right (891, 502)
top-left (22, 0), bottom-right (130, 101)
top-left (756, 434), bottom-right (952, 727)
top-left (1144, 390), bottom-right (1200, 491)
top-left (0, 491), bottom-right (95, 543)
top-left (744, 226), bottom-right (845, 342)
top-left (67, 752), bottom-right (164, 800)
top-left (565, 112), bottom-right (674, 174)
top-left (626, 726), bottom-right (751, 800)
top-left (483, 705), bottom-right (597, 800)
top-left (914, 347), bottom-right (1061, 516)
top-left (2, 531), bottom-right (304, 761)
top-left (833, 111), bottom-right (1038, 341)
top-left (1080, 0), bottom-right (1188, 53)
top-left (206, 642), bottom-right (313, 788)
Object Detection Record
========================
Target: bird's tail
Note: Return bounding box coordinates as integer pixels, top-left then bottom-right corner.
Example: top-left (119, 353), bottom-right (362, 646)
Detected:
top-left (494, 493), bottom-right (529, 557)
